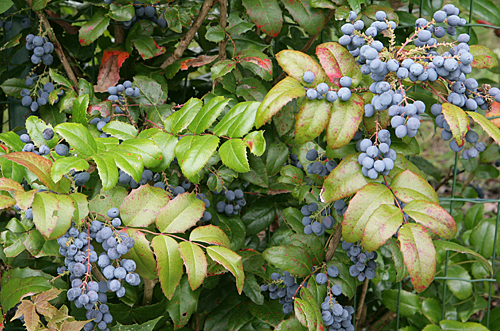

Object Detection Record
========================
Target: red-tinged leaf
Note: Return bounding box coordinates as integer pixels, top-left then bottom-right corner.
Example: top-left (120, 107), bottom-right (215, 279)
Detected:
top-left (180, 54), bottom-right (218, 70)
top-left (403, 200), bottom-right (457, 239)
top-left (320, 153), bottom-right (376, 203)
top-left (327, 94), bottom-right (364, 149)
top-left (398, 223), bottom-right (436, 293)
top-left (243, 130), bottom-right (266, 156)
top-left (362, 204), bottom-right (403, 252)
top-left (11, 300), bottom-right (38, 331)
top-left (238, 49), bottom-right (273, 81)
top-left (79, 11), bottom-right (110, 46)
top-left (294, 99), bottom-right (331, 144)
top-left (94, 50), bottom-right (130, 93)
top-left (60, 320), bottom-right (90, 331)
top-left (189, 225), bottom-right (231, 248)
top-left (14, 190), bottom-right (36, 210)
top-left (120, 184), bottom-right (170, 227)
top-left (363, 4), bottom-right (399, 24)
top-left (442, 103), bottom-right (470, 147)
top-left (468, 111), bottom-right (500, 147)
top-left (469, 45), bottom-right (498, 69)
top-left (316, 42), bottom-right (363, 87)
top-left (88, 100), bottom-right (112, 117)
top-left (155, 192), bottom-right (205, 233)
top-left (390, 170), bottom-right (439, 204)
top-left (276, 50), bottom-right (329, 88)
top-left (294, 298), bottom-right (308, 327)
top-left (486, 101), bottom-right (500, 128)
top-left (178, 241), bottom-right (207, 291)
top-left (0, 178), bottom-right (23, 192)
top-left (123, 228), bottom-right (158, 280)
top-left (211, 60), bottom-right (238, 79)
top-left (241, 0), bottom-right (283, 37)
top-left (133, 36), bottom-right (166, 60)
top-left (32, 193), bottom-right (74, 239)
top-left (0, 195), bottom-right (16, 210)
top-left (255, 77), bottom-right (305, 128)
top-left (282, 0), bottom-right (327, 36)
top-left (343, 183), bottom-right (394, 243)
top-left (1, 152), bottom-right (56, 191)
top-left (206, 246), bottom-right (245, 294)
top-left (151, 235), bottom-right (183, 299)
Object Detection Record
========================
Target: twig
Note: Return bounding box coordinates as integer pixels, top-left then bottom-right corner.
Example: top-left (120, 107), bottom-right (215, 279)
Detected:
top-left (218, 0), bottom-right (227, 62)
top-left (26, 0), bottom-right (78, 88)
top-left (142, 278), bottom-right (158, 305)
top-left (325, 223), bottom-right (342, 261)
top-left (90, 262), bottom-right (106, 282)
top-left (160, 0), bottom-right (214, 69)
top-left (114, 24), bottom-right (125, 45)
top-left (367, 310), bottom-right (396, 331)
top-left (355, 278), bottom-right (370, 329)
top-left (272, 9), bottom-right (336, 86)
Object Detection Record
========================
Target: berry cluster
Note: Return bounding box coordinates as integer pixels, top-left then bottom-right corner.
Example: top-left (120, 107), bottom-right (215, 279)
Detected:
top-left (260, 271), bottom-right (301, 314)
top-left (105, 1), bottom-right (167, 29)
top-left (90, 116), bottom-right (112, 138)
top-left (320, 287), bottom-right (355, 331)
top-left (289, 153), bottom-right (304, 170)
top-left (25, 34), bottom-right (54, 66)
top-left (57, 207), bottom-right (140, 331)
top-left (301, 202), bottom-right (335, 236)
top-left (302, 71), bottom-right (352, 102)
top-left (342, 241), bottom-right (378, 282)
top-left (333, 199), bottom-right (348, 216)
top-left (356, 135), bottom-right (396, 179)
top-left (118, 168), bottom-right (159, 189)
top-left (19, 130), bottom-right (48, 155)
top-left (21, 81), bottom-right (63, 112)
top-left (215, 189), bottom-right (246, 216)
top-left (306, 149), bottom-right (337, 177)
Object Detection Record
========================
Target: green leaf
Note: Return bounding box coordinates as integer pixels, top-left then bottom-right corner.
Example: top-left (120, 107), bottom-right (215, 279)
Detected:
top-left (470, 45), bottom-right (498, 69)
top-left (381, 289), bottom-right (421, 317)
top-left (390, 169), bottom-right (439, 204)
top-left (1, 152), bottom-right (57, 191)
top-left (206, 25), bottom-right (225, 42)
top-left (238, 49), bottom-right (273, 81)
top-left (464, 204), bottom-right (484, 230)
top-left (275, 316), bottom-right (307, 331)
top-left (0, 78), bottom-right (26, 98)
top-left (404, 200), bottom-right (457, 239)
top-left (236, 77), bottom-right (269, 102)
top-left (387, 237), bottom-right (408, 282)
top-left (133, 36), bottom-right (167, 60)
top-left (467, 111), bottom-right (500, 148)
top-left (243, 130), bottom-right (266, 156)
top-left (134, 75), bottom-right (167, 106)
top-left (440, 320), bottom-right (489, 331)
top-left (0, 131), bottom-right (25, 152)
top-left (241, 0), bottom-right (283, 37)
top-left (469, 218), bottom-right (499, 259)
top-left (119, 138), bottom-right (163, 168)
top-left (0, 1), bottom-right (13, 14)
top-left (32, 193), bottom-right (74, 239)
top-left (282, 0), bottom-right (327, 35)
top-left (156, 192), bottom-right (205, 233)
top-left (240, 154), bottom-right (269, 188)
top-left (25, 116), bottom-right (58, 149)
top-left (255, 77), bottom-right (305, 128)
top-left (189, 96), bottom-right (230, 134)
top-left (211, 60), bottom-right (238, 80)
top-left (327, 94), bottom-right (365, 149)
top-left (214, 101), bottom-right (260, 138)
top-left (219, 139), bottom-right (250, 173)
top-left (325, 258), bottom-right (358, 299)
top-left (0, 195), bottom-right (16, 210)
top-left (32, 0), bottom-right (49, 11)
top-left (241, 273), bottom-right (264, 305)
top-left (175, 135), bottom-right (219, 179)
top-left (434, 241), bottom-right (492, 275)
top-left (241, 200), bottom-right (276, 237)
top-left (107, 149), bottom-right (143, 183)
top-left (422, 298), bottom-right (441, 324)
top-left (178, 241), bottom-right (207, 291)
top-left (103, 121), bottom-right (138, 140)
top-left (276, 50), bottom-right (329, 88)
top-left (0, 276), bottom-right (52, 312)
top-left (92, 153), bottom-right (119, 190)
top-left (398, 223), bottom-right (436, 293)
top-left (248, 299), bottom-right (285, 327)
top-left (266, 142), bottom-right (289, 176)
top-left (72, 94), bottom-right (89, 125)
top-left (55, 123), bottom-right (98, 157)
top-left (51, 157), bottom-right (89, 183)
top-left (123, 228), bottom-right (158, 280)
top-left (108, 3), bottom-right (135, 21)
top-left (294, 98), bottom-right (331, 144)
top-left (445, 265), bottom-right (472, 300)
top-left (342, 183), bottom-right (394, 243)
top-left (206, 246), bottom-right (245, 294)
top-left (151, 235), bottom-right (183, 299)
top-left (79, 10), bottom-right (110, 46)
top-left (262, 244), bottom-right (312, 277)
top-left (110, 316), bottom-right (162, 331)
top-left (89, 186), bottom-right (127, 216)
top-left (166, 276), bottom-right (201, 329)
top-left (316, 42), bottom-right (362, 87)
top-left (460, 0), bottom-right (500, 26)
top-left (442, 103), bottom-right (470, 148)
top-left (190, 224), bottom-right (231, 248)
top-left (164, 98), bottom-right (202, 134)
top-left (362, 204), bottom-right (403, 252)
top-left (49, 68), bottom-right (73, 88)
top-left (69, 193), bottom-right (89, 226)
top-left (120, 184), bottom-right (170, 227)
top-left (148, 131), bottom-right (178, 171)
top-left (23, 229), bottom-right (45, 256)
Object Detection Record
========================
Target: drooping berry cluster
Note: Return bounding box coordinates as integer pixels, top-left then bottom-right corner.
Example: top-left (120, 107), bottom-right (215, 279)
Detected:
top-left (260, 271), bottom-right (302, 314)
top-left (301, 202), bottom-right (335, 236)
top-left (356, 135), bottom-right (396, 179)
top-left (342, 241), bottom-right (378, 282)
top-left (25, 34), bottom-right (54, 66)
top-left (305, 149), bottom-right (337, 177)
top-left (21, 81), bottom-right (64, 112)
top-left (303, 71), bottom-right (352, 102)
top-left (104, 1), bottom-right (166, 29)
top-left (215, 189), bottom-right (246, 216)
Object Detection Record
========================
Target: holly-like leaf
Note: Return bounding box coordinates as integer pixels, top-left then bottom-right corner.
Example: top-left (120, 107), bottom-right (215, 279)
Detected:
top-left (108, 3), bottom-right (135, 21)
top-left (72, 94), bottom-right (88, 126)
top-left (390, 169), bottom-right (439, 204)
top-left (404, 200), bottom-right (456, 239)
top-left (189, 225), bottom-right (231, 248)
top-left (256, 77), bottom-right (305, 128)
top-left (103, 121), bottom-right (138, 140)
top-left (282, 0), bottom-right (327, 35)
top-left (123, 228), bottom-right (158, 280)
top-left (119, 138), bottom-right (163, 169)
top-left (120, 184), bottom-right (170, 227)
top-left (294, 99), bottom-right (331, 144)
top-left (343, 183), bottom-right (394, 243)
top-left (327, 94), bottom-right (365, 149)
top-left (238, 49), bottom-right (273, 81)
top-left (178, 241), bottom-right (207, 291)
top-left (398, 223), bottom-right (436, 293)
top-left (166, 276), bottom-right (200, 329)
top-left (316, 42), bottom-right (362, 87)
top-left (206, 246), bottom-right (244, 294)
top-left (51, 157), bottom-right (89, 183)
top-left (442, 103), bottom-right (470, 147)
top-left (163, 98), bottom-right (202, 134)
top-left (262, 244), bottom-right (312, 277)
top-left (467, 111), bottom-right (500, 147)
top-left (106, 149), bottom-right (143, 183)
top-left (243, 130), bottom-right (266, 156)
top-left (241, 0), bottom-right (283, 37)
top-left (55, 123), bottom-right (98, 157)
top-left (214, 101), bottom-right (260, 138)
top-left (433, 240), bottom-right (492, 275)
top-left (387, 237), bottom-right (408, 282)
top-left (219, 139), bottom-right (250, 173)
top-left (469, 45), bottom-right (498, 69)
top-left (25, 116), bottom-right (58, 149)
top-left (211, 60), bottom-right (237, 80)
top-left (0, 78), bottom-right (26, 98)
top-left (156, 192), bottom-right (205, 233)
top-left (189, 96), bottom-right (231, 134)
top-left (32, 193), bottom-right (74, 239)
top-left (134, 75), bottom-right (167, 106)
top-left (381, 289), bottom-right (421, 317)
top-left (1, 152), bottom-right (57, 191)
top-left (0, 195), bottom-right (16, 210)
top-left (79, 10), bottom-right (110, 46)
top-left (92, 153), bottom-right (119, 190)
top-left (276, 50), bottom-right (329, 88)
top-left (151, 235), bottom-right (183, 299)
top-left (362, 204), bottom-right (402, 252)
top-left (175, 135), bottom-right (219, 179)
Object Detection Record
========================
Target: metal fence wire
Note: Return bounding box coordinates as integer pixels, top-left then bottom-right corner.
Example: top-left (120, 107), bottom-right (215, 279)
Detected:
top-left (1, 0), bottom-right (500, 329)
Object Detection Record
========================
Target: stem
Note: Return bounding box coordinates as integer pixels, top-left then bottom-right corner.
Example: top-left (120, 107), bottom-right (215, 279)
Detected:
top-left (218, 0), bottom-right (227, 62)
top-left (142, 278), bottom-right (158, 305)
top-left (160, 0), bottom-right (214, 69)
top-left (355, 278), bottom-right (370, 325)
top-left (26, 0), bottom-right (78, 88)
top-left (325, 223), bottom-right (343, 261)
